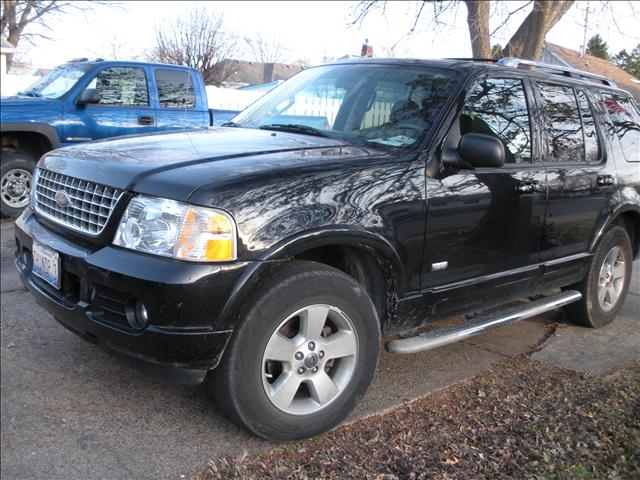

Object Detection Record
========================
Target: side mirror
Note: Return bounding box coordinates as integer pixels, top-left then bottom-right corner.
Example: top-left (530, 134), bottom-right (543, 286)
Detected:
top-left (457, 133), bottom-right (505, 168)
top-left (76, 88), bottom-right (100, 106)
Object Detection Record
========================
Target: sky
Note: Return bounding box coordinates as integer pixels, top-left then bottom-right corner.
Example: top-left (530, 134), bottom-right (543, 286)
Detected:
top-left (12, 1), bottom-right (640, 70)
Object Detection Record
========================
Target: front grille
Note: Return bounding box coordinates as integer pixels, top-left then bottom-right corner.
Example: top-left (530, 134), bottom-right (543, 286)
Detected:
top-left (34, 169), bottom-right (123, 235)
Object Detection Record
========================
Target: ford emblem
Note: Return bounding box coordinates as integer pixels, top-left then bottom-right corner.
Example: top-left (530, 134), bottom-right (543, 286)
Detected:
top-left (54, 190), bottom-right (72, 208)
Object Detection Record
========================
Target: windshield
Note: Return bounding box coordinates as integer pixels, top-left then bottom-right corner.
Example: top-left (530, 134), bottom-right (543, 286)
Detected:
top-left (232, 63), bottom-right (458, 148)
top-left (20, 64), bottom-right (92, 99)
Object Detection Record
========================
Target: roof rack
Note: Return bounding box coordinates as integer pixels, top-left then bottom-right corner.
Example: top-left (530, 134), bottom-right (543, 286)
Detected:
top-left (447, 58), bottom-right (497, 63)
top-left (496, 57), bottom-right (616, 87)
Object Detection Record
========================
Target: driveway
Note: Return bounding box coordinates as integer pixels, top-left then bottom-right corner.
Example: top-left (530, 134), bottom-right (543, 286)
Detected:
top-left (1, 219), bottom-right (638, 480)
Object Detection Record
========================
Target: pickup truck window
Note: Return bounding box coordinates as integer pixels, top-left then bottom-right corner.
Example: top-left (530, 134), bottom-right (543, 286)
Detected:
top-left (19, 64), bottom-right (91, 99)
top-left (86, 67), bottom-right (149, 106)
top-left (232, 64), bottom-right (457, 149)
top-left (460, 78), bottom-right (532, 164)
top-left (155, 69), bottom-right (196, 109)
top-left (537, 83), bottom-right (585, 163)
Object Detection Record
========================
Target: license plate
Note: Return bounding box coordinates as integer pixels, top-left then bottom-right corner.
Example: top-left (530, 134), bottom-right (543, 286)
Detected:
top-left (32, 241), bottom-right (61, 289)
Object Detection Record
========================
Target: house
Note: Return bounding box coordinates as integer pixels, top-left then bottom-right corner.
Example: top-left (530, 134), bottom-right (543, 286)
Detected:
top-left (541, 42), bottom-right (640, 101)
top-left (1, 37), bottom-right (15, 75)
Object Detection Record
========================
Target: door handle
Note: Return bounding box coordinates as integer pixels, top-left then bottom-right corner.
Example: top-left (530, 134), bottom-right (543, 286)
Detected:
top-left (597, 175), bottom-right (615, 187)
top-left (516, 181), bottom-right (543, 195)
top-left (137, 115), bottom-right (154, 126)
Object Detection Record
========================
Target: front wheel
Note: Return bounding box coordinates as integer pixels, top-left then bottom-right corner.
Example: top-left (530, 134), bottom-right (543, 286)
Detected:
top-left (1, 153), bottom-right (36, 218)
top-left (564, 226), bottom-right (633, 328)
top-left (209, 261), bottom-right (380, 441)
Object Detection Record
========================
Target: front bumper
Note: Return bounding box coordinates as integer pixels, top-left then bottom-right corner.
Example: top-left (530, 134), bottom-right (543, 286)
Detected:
top-left (14, 209), bottom-right (249, 385)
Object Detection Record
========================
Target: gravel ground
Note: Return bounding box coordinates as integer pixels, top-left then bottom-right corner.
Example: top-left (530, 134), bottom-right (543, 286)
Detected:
top-left (198, 358), bottom-right (640, 480)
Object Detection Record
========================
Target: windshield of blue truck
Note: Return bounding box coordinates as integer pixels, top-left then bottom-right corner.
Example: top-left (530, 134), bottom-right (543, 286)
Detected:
top-left (231, 63), bottom-right (458, 148)
top-left (19, 64), bottom-right (92, 99)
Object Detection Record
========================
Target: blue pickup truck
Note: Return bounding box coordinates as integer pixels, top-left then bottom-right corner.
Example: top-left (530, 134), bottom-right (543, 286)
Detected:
top-left (0, 59), bottom-right (217, 217)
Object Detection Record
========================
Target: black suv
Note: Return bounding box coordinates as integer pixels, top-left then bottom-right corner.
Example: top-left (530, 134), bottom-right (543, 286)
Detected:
top-left (14, 58), bottom-right (640, 441)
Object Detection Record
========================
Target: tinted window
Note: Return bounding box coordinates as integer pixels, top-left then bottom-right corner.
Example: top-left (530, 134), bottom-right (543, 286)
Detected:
top-left (155, 69), bottom-right (196, 109)
top-left (600, 94), bottom-right (640, 162)
top-left (576, 90), bottom-right (601, 163)
top-left (460, 78), bottom-right (532, 163)
top-left (89, 67), bottom-right (149, 106)
top-left (538, 83), bottom-right (583, 163)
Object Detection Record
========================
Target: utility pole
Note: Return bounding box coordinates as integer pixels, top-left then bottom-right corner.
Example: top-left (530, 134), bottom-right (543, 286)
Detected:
top-left (580, 1), bottom-right (591, 57)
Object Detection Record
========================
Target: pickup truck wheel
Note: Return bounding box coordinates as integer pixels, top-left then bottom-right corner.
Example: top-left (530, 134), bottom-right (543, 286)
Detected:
top-left (1, 153), bottom-right (36, 218)
top-left (564, 226), bottom-right (633, 328)
top-left (209, 261), bottom-right (380, 441)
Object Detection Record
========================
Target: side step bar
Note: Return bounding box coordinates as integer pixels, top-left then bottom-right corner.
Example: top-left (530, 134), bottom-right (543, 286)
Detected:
top-left (385, 290), bottom-right (582, 354)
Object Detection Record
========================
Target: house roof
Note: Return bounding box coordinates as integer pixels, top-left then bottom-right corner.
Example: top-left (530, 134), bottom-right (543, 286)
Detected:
top-left (220, 60), bottom-right (304, 86)
top-left (545, 42), bottom-right (640, 101)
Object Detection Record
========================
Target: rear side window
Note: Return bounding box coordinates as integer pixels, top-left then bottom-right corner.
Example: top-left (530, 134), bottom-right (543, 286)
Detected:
top-left (155, 69), bottom-right (196, 109)
top-left (537, 83), bottom-right (584, 163)
top-left (89, 67), bottom-right (149, 106)
top-left (460, 78), bottom-right (532, 164)
top-left (600, 94), bottom-right (640, 162)
top-left (576, 91), bottom-right (601, 163)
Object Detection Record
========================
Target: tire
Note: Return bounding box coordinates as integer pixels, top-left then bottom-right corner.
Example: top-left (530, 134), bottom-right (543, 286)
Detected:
top-left (209, 261), bottom-right (381, 441)
top-left (1, 152), bottom-right (36, 218)
top-left (564, 226), bottom-right (633, 328)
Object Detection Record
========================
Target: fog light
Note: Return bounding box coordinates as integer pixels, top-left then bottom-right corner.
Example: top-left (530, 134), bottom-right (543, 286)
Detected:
top-left (126, 300), bottom-right (149, 330)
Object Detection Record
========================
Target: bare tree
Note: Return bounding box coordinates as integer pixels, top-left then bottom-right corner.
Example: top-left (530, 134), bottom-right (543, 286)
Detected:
top-left (0, 0), bottom-right (94, 69)
top-left (351, 0), bottom-right (577, 61)
top-left (149, 7), bottom-right (238, 86)
top-left (501, 1), bottom-right (574, 59)
top-left (245, 32), bottom-right (287, 64)
top-left (465, 1), bottom-right (490, 58)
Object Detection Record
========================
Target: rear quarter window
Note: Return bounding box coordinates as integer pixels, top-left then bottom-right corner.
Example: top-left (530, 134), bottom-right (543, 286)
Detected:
top-left (155, 69), bottom-right (196, 109)
top-left (600, 93), bottom-right (640, 163)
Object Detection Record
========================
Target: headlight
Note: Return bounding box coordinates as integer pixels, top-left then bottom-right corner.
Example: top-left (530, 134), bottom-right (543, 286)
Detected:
top-left (113, 196), bottom-right (237, 262)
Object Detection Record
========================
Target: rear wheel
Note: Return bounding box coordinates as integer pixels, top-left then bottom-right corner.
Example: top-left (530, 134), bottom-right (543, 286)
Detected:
top-left (564, 226), bottom-right (633, 328)
top-left (209, 261), bottom-right (380, 441)
top-left (1, 152), bottom-right (36, 218)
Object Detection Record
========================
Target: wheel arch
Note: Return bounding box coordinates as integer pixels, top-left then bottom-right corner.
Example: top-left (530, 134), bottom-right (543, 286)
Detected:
top-left (214, 227), bottom-right (406, 333)
top-left (590, 204), bottom-right (640, 260)
top-left (1, 123), bottom-right (61, 159)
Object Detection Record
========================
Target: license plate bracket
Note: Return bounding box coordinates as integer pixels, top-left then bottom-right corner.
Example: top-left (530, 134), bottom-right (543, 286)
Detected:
top-left (32, 241), bottom-right (61, 289)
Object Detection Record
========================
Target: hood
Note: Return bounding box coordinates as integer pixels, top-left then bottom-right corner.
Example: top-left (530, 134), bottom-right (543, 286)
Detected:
top-left (0, 96), bottom-right (61, 108)
top-left (39, 127), bottom-right (379, 200)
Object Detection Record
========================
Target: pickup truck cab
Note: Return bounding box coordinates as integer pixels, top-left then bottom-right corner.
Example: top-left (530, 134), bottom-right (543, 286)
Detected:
top-left (1, 59), bottom-right (211, 217)
top-left (14, 57), bottom-right (640, 441)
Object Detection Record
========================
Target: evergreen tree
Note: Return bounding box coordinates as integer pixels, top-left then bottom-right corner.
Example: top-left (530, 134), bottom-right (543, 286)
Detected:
top-left (614, 45), bottom-right (640, 78)
top-left (586, 34), bottom-right (610, 60)
top-left (491, 44), bottom-right (504, 59)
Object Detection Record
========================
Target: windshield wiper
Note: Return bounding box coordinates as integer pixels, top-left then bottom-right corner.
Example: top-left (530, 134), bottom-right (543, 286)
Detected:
top-left (221, 121), bottom-right (240, 127)
top-left (259, 123), bottom-right (329, 138)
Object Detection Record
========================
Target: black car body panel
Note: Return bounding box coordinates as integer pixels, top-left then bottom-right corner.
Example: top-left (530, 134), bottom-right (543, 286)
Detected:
top-left (15, 58), bottom-right (640, 384)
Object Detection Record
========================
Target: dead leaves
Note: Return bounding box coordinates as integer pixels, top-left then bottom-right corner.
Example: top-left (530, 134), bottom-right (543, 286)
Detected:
top-left (198, 360), bottom-right (640, 480)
